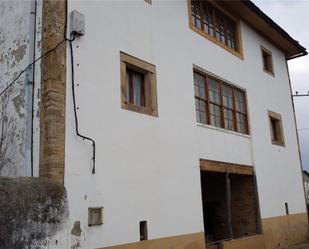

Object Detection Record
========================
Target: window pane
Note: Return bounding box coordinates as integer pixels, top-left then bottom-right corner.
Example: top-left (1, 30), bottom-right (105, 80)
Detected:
top-left (196, 109), bottom-right (207, 124)
top-left (202, 3), bottom-right (209, 33)
top-left (126, 69), bottom-right (145, 107)
top-left (202, 2), bottom-right (214, 36)
top-left (236, 113), bottom-right (246, 133)
top-left (222, 85), bottom-right (233, 108)
top-left (214, 10), bottom-right (225, 44)
top-left (270, 118), bottom-right (278, 141)
top-left (194, 72), bottom-right (205, 87)
top-left (210, 104), bottom-right (221, 127)
top-left (195, 98), bottom-right (207, 124)
top-left (208, 78), bottom-right (220, 104)
top-left (262, 50), bottom-right (273, 74)
top-left (235, 90), bottom-right (245, 113)
top-left (224, 108), bottom-right (234, 131)
top-left (194, 72), bottom-right (206, 100)
top-left (191, 0), bottom-right (202, 29)
top-left (200, 111), bottom-right (207, 124)
top-left (132, 72), bottom-right (143, 106)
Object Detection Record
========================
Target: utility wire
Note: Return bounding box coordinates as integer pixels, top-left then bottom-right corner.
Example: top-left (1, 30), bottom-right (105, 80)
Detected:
top-left (0, 39), bottom-right (66, 98)
top-left (64, 0), bottom-right (96, 174)
top-left (0, 0), bottom-right (96, 174)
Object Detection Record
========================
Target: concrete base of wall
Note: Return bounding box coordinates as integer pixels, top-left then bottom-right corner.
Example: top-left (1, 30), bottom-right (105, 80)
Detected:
top-left (262, 213), bottom-right (308, 249)
top-left (96, 213), bottom-right (308, 249)
top-left (220, 235), bottom-right (265, 249)
top-left (96, 232), bottom-right (206, 249)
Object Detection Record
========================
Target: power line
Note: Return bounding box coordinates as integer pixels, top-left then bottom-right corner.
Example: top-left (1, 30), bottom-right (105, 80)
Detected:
top-left (0, 39), bottom-right (66, 98)
top-left (0, 1), bottom-right (96, 174)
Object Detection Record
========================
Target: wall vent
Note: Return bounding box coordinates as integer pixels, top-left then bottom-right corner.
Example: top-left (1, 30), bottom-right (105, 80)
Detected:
top-left (88, 207), bottom-right (103, 226)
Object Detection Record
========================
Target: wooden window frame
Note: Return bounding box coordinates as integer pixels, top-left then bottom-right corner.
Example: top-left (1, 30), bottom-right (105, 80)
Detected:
top-left (261, 46), bottom-right (274, 76)
top-left (120, 52), bottom-right (158, 117)
top-left (268, 110), bottom-right (285, 146)
top-left (188, 0), bottom-right (243, 59)
top-left (194, 69), bottom-right (249, 135)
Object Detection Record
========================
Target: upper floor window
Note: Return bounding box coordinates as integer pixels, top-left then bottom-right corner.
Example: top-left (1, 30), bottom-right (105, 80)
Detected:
top-left (189, 0), bottom-right (243, 58)
top-left (261, 46), bottom-right (274, 75)
top-left (194, 70), bottom-right (249, 134)
top-left (268, 111), bottom-right (284, 146)
top-left (120, 52), bottom-right (158, 117)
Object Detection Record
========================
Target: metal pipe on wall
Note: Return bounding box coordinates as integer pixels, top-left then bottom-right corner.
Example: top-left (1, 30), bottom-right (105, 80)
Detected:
top-left (27, 0), bottom-right (37, 176)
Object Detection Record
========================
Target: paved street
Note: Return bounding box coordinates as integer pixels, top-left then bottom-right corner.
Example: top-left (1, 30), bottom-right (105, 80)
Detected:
top-left (289, 241), bottom-right (309, 249)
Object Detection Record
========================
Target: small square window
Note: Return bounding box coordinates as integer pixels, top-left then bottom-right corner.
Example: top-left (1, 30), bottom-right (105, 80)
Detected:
top-left (120, 52), bottom-right (158, 117)
top-left (261, 46), bottom-right (274, 75)
top-left (268, 111), bottom-right (284, 146)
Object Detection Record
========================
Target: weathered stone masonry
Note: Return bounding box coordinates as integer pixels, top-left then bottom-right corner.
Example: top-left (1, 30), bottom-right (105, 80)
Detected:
top-left (39, 0), bottom-right (66, 184)
top-left (0, 177), bottom-right (68, 249)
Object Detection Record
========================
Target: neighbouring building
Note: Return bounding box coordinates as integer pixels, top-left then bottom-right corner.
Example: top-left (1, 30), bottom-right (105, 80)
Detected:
top-left (0, 1), bottom-right (308, 249)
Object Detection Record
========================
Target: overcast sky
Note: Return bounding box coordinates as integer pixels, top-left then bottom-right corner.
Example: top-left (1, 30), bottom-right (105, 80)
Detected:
top-left (252, 0), bottom-right (309, 171)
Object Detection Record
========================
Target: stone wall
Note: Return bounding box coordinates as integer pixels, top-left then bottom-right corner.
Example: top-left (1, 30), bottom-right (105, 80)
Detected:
top-left (39, 0), bottom-right (66, 184)
top-left (0, 177), bottom-right (70, 249)
top-left (230, 174), bottom-right (259, 238)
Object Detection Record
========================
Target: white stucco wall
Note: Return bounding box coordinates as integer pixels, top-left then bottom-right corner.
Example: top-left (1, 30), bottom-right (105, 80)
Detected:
top-left (0, 0), bottom-right (41, 177)
top-left (64, 1), bottom-right (306, 248)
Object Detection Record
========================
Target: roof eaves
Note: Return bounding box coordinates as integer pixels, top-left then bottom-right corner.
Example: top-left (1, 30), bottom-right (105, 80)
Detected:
top-left (241, 0), bottom-right (307, 60)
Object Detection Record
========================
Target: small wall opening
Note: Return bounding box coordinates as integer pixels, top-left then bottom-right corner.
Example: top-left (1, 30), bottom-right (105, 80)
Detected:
top-left (140, 220), bottom-right (148, 241)
top-left (285, 202), bottom-right (289, 215)
top-left (200, 167), bottom-right (260, 245)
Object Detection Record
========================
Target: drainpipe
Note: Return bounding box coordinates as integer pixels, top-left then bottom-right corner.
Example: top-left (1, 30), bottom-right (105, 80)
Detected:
top-left (26, 0), bottom-right (37, 176)
top-left (285, 58), bottom-right (308, 218)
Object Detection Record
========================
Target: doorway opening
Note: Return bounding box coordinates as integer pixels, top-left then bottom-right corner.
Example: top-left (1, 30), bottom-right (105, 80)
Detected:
top-left (200, 161), bottom-right (261, 245)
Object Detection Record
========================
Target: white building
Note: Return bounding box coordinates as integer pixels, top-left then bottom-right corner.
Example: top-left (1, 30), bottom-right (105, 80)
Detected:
top-left (0, 1), bottom-right (308, 249)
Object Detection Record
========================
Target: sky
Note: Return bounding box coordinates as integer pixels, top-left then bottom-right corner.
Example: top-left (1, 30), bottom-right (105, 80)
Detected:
top-left (252, 0), bottom-right (309, 171)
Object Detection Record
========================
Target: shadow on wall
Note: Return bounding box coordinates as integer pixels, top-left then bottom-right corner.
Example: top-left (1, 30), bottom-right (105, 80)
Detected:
top-left (0, 177), bottom-right (69, 249)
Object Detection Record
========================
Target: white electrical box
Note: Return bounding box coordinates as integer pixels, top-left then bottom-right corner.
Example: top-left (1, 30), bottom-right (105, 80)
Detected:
top-left (70, 10), bottom-right (85, 36)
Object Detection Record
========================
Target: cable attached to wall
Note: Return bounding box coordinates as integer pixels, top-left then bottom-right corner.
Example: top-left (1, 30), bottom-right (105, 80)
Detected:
top-left (64, 1), bottom-right (96, 174)
top-left (1, 0), bottom-right (96, 174)
top-left (0, 40), bottom-right (66, 98)
top-left (67, 36), bottom-right (96, 174)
